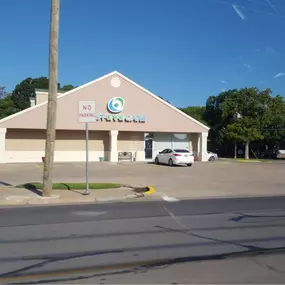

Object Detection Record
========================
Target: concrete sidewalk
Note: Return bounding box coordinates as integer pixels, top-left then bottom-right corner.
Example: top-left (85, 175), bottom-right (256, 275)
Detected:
top-left (0, 186), bottom-right (140, 206)
top-left (2, 183), bottom-right (285, 207)
top-left (2, 161), bottom-right (285, 207)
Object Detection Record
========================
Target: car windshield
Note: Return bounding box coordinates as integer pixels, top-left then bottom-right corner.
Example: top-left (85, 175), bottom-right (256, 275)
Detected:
top-left (174, 149), bottom-right (190, 153)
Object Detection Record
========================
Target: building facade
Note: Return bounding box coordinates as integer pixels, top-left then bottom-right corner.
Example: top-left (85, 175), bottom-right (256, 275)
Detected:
top-left (0, 71), bottom-right (209, 163)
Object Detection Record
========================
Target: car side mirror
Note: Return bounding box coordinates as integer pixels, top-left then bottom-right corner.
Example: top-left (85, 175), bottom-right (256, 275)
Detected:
top-left (159, 152), bottom-right (162, 154)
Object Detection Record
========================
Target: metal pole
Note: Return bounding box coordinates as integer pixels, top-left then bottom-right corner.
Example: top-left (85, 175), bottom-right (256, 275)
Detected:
top-left (84, 122), bottom-right (90, 195)
top-left (42, 0), bottom-right (60, 197)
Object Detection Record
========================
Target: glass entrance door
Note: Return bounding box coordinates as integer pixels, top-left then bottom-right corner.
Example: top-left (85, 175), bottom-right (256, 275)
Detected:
top-left (145, 139), bottom-right (153, 159)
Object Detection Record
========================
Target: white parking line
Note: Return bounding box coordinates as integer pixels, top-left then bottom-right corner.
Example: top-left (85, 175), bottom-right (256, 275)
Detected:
top-left (162, 196), bottom-right (181, 202)
top-left (74, 164), bottom-right (84, 168)
top-left (35, 164), bottom-right (64, 169)
top-left (73, 211), bottom-right (106, 217)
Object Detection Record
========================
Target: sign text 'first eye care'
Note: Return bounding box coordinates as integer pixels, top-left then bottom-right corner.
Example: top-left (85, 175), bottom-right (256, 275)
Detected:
top-left (93, 97), bottom-right (146, 123)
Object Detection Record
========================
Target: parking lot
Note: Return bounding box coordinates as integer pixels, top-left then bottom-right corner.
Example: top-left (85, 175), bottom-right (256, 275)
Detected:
top-left (1, 160), bottom-right (284, 199)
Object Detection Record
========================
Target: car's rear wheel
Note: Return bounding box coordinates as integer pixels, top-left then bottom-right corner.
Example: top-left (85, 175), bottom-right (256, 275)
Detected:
top-left (155, 157), bottom-right (159, 165)
top-left (209, 156), bottom-right (215, 161)
top-left (168, 158), bottom-right (174, 166)
top-left (187, 163), bottom-right (192, 167)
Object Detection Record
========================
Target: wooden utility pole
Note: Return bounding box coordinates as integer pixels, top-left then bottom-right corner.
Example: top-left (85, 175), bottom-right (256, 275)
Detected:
top-left (42, 0), bottom-right (60, 197)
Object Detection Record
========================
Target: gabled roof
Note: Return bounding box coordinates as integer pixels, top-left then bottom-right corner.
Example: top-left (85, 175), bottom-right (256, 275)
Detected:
top-left (0, 71), bottom-right (118, 125)
top-left (0, 71), bottom-right (209, 131)
top-left (35, 88), bottom-right (66, 93)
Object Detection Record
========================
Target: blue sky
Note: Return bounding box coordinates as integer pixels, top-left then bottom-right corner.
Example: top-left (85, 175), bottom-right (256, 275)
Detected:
top-left (1, 0), bottom-right (285, 107)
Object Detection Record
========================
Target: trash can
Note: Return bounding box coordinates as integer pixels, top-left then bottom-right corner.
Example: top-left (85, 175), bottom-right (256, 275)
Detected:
top-left (99, 157), bottom-right (104, 162)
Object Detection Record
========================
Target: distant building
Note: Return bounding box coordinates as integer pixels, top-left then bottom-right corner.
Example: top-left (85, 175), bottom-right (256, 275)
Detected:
top-left (0, 71), bottom-right (209, 163)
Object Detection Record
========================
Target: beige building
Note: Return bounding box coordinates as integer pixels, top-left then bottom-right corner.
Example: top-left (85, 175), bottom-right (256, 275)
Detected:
top-left (0, 71), bottom-right (209, 163)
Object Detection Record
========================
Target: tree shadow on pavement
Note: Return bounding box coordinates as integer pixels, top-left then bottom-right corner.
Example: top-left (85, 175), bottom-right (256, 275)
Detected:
top-left (0, 181), bottom-right (12, 186)
top-left (5, 246), bottom-right (285, 285)
top-left (3, 205), bottom-right (285, 284)
top-left (229, 212), bottom-right (285, 223)
top-left (18, 183), bottom-right (42, 196)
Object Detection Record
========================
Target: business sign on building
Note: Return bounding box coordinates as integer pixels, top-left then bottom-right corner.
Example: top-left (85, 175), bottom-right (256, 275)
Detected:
top-left (94, 97), bottom-right (146, 123)
top-left (96, 113), bottom-right (146, 123)
top-left (78, 101), bottom-right (96, 123)
top-left (107, 97), bottom-right (125, 113)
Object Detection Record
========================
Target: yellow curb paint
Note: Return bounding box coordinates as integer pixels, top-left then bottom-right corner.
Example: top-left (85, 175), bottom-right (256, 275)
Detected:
top-left (144, 186), bottom-right (155, 195)
top-left (236, 160), bottom-right (262, 163)
top-left (35, 164), bottom-right (42, 169)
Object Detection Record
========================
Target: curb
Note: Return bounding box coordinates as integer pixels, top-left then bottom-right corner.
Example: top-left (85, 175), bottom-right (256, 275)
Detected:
top-left (131, 186), bottom-right (156, 197)
top-left (220, 159), bottom-right (273, 164)
top-left (144, 186), bottom-right (156, 195)
top-left (0, 185), bottom-right (155, 207)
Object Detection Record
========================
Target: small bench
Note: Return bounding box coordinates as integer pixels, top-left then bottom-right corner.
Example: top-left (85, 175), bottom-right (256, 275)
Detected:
top-left (118, 152), bottom-right (133, 161)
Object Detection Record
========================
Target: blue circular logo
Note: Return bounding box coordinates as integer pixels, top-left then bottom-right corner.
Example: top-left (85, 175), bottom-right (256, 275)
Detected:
top-left (107, 97), bottom-right (125, 113)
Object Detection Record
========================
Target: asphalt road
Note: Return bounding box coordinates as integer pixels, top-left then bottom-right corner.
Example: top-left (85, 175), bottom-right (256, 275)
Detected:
top-left (1, 197), bottom-right (285, 284)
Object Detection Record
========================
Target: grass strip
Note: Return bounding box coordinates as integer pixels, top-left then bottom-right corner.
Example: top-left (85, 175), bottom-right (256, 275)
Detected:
top-left (16, 183), bottom-right (121, 190)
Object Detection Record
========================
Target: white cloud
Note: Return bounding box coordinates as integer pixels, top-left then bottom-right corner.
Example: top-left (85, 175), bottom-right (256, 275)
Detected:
top-left (243, 64), bottom-right (251, 68)
top-left (220, 80), bottom-right (227, 84)
top-left (266, 0), bottom-right (277, 11)
top-left (273, 72), bottom-right (285, 79)
top-left (232, 4), bottom-right (245, 20)
top-left (265, 46), bottom-right (277, 56)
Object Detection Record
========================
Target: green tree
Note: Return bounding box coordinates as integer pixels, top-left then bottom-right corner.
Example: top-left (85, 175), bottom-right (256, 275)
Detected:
top-left (60, 84), bottom-right (76, 92)
top-left (10, 77), bottom-right (75, 111)
top-left (0, 97), bottom-right (19, 119)
top-left (262, 95), bottom-right (285, 149)
top-left (203, 90), bottom-right (236, 152)
top-left (180, 106), bottom-right (207, 125)
top-left (11, 77), bottom-right (49, 110)
top-left (222, 88), bottom-right (271, 159)
top-left (225, 117), bottom-right (264, 159)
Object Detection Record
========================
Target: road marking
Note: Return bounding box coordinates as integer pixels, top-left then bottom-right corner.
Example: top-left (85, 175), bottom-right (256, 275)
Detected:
top-left (73, 211), bottom-right (106, 217)
top-left (162, 196), bottom-right (181, 202)
top-left (74, 164), bottom-right (84, 168)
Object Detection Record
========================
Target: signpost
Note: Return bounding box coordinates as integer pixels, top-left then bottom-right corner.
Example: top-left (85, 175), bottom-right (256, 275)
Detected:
top-left (78, 101), bottom-right (96, 195)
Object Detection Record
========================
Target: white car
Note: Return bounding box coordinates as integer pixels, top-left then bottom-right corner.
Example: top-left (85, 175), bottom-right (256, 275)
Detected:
top-left (208, 151), bottom-right (218, 161)
top-left (276, 150), bottom-right (285, 159)
top-left (155, 148), bottom-right (194, 167)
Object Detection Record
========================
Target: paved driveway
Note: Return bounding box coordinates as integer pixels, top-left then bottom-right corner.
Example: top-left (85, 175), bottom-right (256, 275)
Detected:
top-left (1, 160), bottom-right (284, 199)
